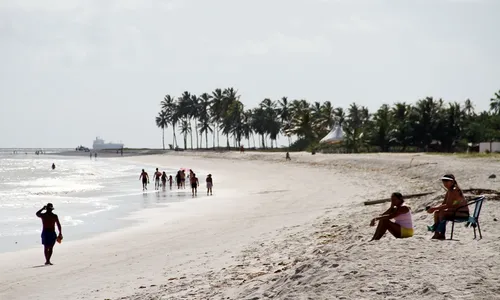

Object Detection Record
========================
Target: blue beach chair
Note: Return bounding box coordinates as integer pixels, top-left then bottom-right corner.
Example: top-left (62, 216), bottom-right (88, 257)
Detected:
top-left (449, 195), bottom-right (485, 240)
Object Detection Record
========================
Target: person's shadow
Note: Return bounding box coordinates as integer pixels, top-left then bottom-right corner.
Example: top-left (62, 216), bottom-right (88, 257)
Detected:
top-left (31, 264), bottom-right (49, 268)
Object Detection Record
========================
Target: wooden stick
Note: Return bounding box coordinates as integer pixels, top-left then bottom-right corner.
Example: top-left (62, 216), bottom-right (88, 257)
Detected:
top-left (364, 191), bottom-right (435, 206)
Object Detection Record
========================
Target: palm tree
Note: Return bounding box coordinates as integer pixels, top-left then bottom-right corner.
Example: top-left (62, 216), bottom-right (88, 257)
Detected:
top-left (370, 104), bottom-right (392, 151)
top-left (489, 90), bottom-right (500, 114)
top-left (390, 102), bottom-right (412, 151)
top-left (155, 110), bottom-right (168, 150)
top-left (333, 107), bottom-right (345, 126)
top-left (161, 94), bottom-right (178, 148)
top-left (211, 88), bottom-right (224, 148)
top-left (278, 97), bottom-right (292, 147)
top-left (180, 119), bottom-right (191, 150)
top-left (189, 94), bottom-right (200, 149)
top-left (198, 93), bottom-right (212, 149)
top-left (222, 88), bottom-right (240, 148)
top-left (463, 99), bottom-right (475, 117)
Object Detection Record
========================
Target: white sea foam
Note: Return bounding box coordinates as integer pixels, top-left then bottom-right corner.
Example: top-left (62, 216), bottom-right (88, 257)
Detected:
top-left (0, 154), bottom-right (179, 249)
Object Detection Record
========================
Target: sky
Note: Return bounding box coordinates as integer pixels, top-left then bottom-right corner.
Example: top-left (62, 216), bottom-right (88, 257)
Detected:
top-left (0, 0), bottom-right (499, 148)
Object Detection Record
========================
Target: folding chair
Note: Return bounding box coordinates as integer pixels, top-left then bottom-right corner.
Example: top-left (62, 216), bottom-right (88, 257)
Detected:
top-left (450, 195), bottom-right (485, 240)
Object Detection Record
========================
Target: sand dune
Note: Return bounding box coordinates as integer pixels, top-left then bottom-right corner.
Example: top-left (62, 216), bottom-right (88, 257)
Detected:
top-left (1, 152), bottom-right (499, 300)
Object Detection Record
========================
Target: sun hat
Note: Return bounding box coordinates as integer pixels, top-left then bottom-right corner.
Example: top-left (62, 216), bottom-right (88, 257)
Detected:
top-left (441, 174), bottom-right (455, 181)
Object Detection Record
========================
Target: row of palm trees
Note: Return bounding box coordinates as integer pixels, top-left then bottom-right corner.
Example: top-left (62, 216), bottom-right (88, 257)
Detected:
top-left (156, 88), bottom-right (500, 152)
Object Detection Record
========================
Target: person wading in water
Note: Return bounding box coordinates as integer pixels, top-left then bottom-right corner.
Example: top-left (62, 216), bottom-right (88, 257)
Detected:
top-left (139, 169), bottom-right (149, 191)
top-left (36, 203), bottom-right (63, 265)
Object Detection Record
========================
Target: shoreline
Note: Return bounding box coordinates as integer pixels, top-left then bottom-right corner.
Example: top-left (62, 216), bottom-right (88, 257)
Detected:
top-left (1, 152), bottom-right (499, 300)
top-left (0, 154), bottom-right (189, 255)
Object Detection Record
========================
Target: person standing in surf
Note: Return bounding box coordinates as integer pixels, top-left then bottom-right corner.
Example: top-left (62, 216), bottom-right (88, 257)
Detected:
top-left (36, 203), bottom-right (63, 265)
top-left (190, 173), bottom-right (199, 196)
top-left (206, 174), bottom-right (213, 196)
top-left (180, 170), bottom-right (186, 189)
top-left (168, 175), bottom-right (173, 190)
top-left (175, 171), bottom-right (182, 189)
top-left (154, 168), bottom-right (162, 190)
top-left (139, 169), bottom-right (149, 191)
top-left (161, 171), bottom-right (167, 189)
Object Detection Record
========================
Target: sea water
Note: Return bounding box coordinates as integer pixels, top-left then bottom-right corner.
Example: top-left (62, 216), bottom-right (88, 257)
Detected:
top-left (0, 150), bottom-right (187, 253)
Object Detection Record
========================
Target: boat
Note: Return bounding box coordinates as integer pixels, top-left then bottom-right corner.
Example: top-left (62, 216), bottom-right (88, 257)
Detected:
top-left (92, 137), bottom-right (124, 150)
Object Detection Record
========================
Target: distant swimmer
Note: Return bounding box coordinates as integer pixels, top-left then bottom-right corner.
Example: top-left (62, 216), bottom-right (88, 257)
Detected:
top-left (161, 171), bottom-right (167, 189)
top-left (36, 203), bottom-right (63, 265)
top-left (206, 174), bottom-right (213, 196)
top-left (51, 163), bottom-right (56, 170)
top-left (154, 168), bottom-right (162, 190)
top-left (190, 173), bottom-right (199, 196)
top-left (139, 169), bottom-right (149, 191)
top-left (168, 175), bottom-right (173, 190)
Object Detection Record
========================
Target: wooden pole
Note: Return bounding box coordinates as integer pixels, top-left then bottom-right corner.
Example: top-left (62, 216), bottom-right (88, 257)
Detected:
top-left (364, 191), bottom-right (435, 206)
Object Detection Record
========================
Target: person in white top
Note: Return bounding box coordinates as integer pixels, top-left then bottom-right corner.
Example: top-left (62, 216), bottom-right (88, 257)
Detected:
top-left (370, 192), bottom-right (414, 241)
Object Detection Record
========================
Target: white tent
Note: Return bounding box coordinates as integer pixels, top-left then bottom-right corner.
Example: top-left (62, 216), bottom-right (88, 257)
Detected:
top-left (320, 125), bottom-right (344, 144)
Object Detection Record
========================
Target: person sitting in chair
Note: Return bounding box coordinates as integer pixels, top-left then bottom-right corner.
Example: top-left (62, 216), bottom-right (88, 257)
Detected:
top-left (370, 192), bottom-right (414, 241)
top-left (426, 174), bottom-right (469, 240)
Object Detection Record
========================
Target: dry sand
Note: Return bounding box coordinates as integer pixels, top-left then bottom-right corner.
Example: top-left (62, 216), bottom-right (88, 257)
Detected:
top-left (1, 152), bottom-right (499, 300)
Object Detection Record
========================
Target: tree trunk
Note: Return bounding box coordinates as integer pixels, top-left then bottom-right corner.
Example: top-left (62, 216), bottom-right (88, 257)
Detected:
top-left (189, 123), bottom-right (193, 149)
top-left (172, 125), bottom-right (177, 148)
top-left (206, 131), bottom-right (209, 149)
top-left (226, 135), bottom-right (230, 149)
top-left (217, 124), bottom-right (220, 148)
top-left (162, 128), bottom-right (165, 150)
top-left (195, 123), bottom-right (199, 149)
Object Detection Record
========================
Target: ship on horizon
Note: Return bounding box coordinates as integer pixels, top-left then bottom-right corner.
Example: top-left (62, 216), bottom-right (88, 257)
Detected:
top-left (92, 137), bottom-right (124, 150)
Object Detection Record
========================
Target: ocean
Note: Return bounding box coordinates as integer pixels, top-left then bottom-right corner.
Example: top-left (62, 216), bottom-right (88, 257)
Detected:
top-left (0, 149), bottom-right (187, 253)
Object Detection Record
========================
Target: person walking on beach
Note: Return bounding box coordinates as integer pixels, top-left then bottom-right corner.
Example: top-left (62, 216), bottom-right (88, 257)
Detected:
top-left (161, 171), bottom-right (167, 189)
top-left (168, 175), bottom-right (173, 190)
top-left (180, 170), bottom-right (186, 189)
top-left (285, 152), bottom-right (291, 161)
top-left (426, 174), bottom-right (469, 240)
top-left (36, 203), bottom-right (63, 265)
top-left (206, 174), bottom-right (213, 196)
top-left (175, 171), bottom-right (181, 189)
top-left (139, 169), bottom-right (149, 191)
top-left (369, 192), bottom-right (413, 241)
top-left (154, 168), bottom-right (162, 190)
top-left (51, 163), bottom-right (56, 170)
top-left (94, 152), bottom-right (97, 159)
top-left (190, 173), bottom-right (199, 196)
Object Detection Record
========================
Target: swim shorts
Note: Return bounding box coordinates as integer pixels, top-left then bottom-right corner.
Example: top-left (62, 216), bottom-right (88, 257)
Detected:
top-left (401, 227), bottom-right (414, 238)
top-left (191, 183), bottom-right (197, 189)
top-left (41, 230), bottom-right (57, 246)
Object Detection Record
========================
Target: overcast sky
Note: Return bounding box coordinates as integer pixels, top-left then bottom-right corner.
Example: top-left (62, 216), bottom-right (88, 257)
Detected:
top-left (1, 0), bottom-right (498, 148)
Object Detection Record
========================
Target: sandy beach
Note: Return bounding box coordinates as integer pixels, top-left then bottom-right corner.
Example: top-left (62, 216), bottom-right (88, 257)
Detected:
top-left (1, 152), bottom-right (499, 300)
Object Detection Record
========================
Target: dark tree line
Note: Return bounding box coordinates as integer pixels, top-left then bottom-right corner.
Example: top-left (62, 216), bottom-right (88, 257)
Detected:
top-left (156, 89), bottom-right (500, 152)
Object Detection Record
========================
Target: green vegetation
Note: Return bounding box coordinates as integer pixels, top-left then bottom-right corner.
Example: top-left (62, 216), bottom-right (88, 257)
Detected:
top-left (155, 89), bottom-right (500, 153)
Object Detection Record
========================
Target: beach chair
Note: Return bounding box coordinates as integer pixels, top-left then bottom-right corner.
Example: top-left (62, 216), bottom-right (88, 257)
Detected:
top-left (449, 195), bottom-right (485, 240)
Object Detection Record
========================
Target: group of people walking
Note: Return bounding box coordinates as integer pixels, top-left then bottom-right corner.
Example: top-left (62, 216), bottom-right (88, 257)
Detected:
top-left (139, 168), bottom-right (214, 196)
top-left (370, 174), bottom-right (469, 241)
